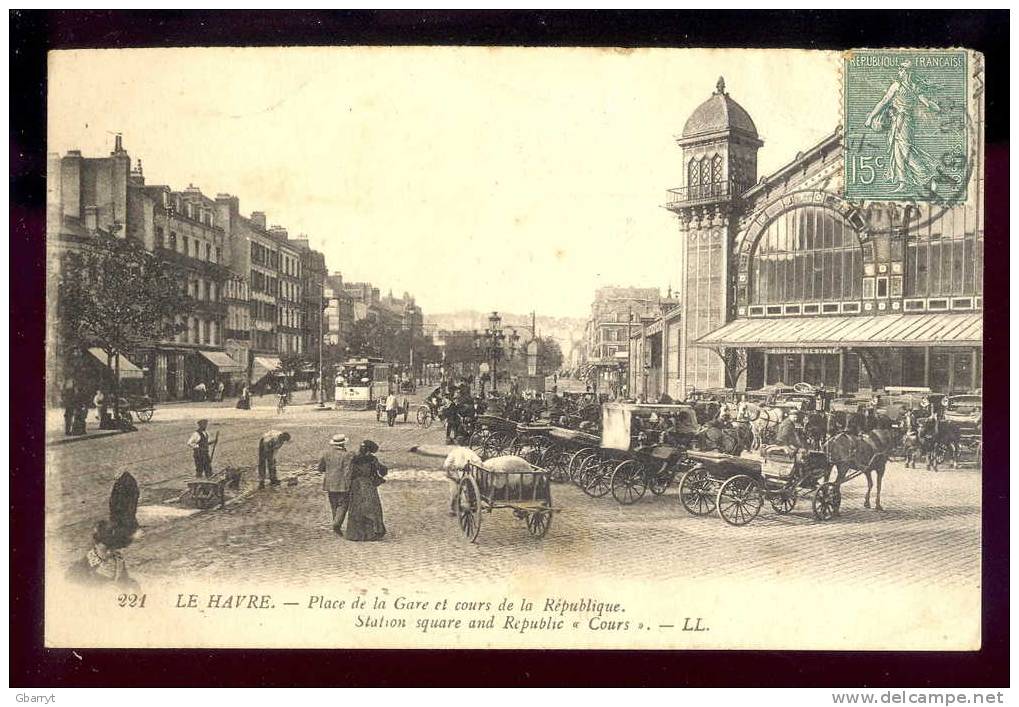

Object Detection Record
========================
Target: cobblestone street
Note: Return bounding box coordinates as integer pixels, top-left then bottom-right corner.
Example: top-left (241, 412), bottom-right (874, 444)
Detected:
top-left (46, 395), bottom-right (982, 594)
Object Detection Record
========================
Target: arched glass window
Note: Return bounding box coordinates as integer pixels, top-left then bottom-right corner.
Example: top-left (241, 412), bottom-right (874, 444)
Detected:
top-left (750, 206), bottom-right (864, 305)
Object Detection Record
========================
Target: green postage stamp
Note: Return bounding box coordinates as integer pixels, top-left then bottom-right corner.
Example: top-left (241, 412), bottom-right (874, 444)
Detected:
top-left (844, 49), bottom-right (969, 203)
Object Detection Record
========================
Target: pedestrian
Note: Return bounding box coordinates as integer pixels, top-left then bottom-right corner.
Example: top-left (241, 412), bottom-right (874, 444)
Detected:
top-left (236, 383), bottom-right (251, 410)
top-left (66, 519), bottom-right (139, 590)
top-left (385, 391), bottom-right (399, 427)
top-left (194, 381), bottom-right (207, 401)
top-left (319, 433), bottom-right (353, 535)
top-left (443, 442), bottom-right (482, 516)
top-left (93, 389), bottom-right (107, 425)
top-left (257, 429), bottom-right (291, 489)
top-left (62, 382), bottom-right (76, 436)
top-left (217, 380), bottom-right (225, 402)
top-left (345, 440), bottom-right (387, 542)
top-left (186, 419), bottom-right (214, 478)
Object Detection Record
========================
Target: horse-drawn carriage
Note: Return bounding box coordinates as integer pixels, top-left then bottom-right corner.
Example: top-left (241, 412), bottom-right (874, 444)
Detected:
top-left (568, 403), bottom-right (700, 505)
top-left (678, 449), bottom-right (841, 525)
top-left (454, 460), bottom-right (557, 542)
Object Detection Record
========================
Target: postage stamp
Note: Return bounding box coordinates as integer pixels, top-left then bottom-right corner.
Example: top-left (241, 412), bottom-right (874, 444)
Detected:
top-left (843, 49), bottom-right (969, 203)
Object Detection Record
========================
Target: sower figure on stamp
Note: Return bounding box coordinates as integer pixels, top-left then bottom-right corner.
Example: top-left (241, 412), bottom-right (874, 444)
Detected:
top-left (258, 429), bottom-right (291, 489)
top-left (186, 419), bottom-right (214, 478)
top-left (320, 433), bottom-right (353, 535)
top-left (865, 59), bottom-right (942, 193)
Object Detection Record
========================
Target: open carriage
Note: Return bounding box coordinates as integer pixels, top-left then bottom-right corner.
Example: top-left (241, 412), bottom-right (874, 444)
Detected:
top-left (454, 461), bottom-right (558, 543)
top-left (677, 448), bottom-right (841, 526)
top-left (573, 403), bottom-right (700, 505)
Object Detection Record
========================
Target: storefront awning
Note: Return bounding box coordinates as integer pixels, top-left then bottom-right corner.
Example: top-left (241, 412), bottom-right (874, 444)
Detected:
top-left (251, 356), bottom-right (282, 382)
top-left (197, 350), bottom-right (245, 373)
top-left (696, 312), bottom-right (983, 349)
top-left (88, 348), bottom-right (144, 379)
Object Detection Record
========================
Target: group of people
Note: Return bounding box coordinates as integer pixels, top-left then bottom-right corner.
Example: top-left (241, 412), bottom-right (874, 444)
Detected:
top-left (184, 417), bottom-right (387, 541)
top-left (192, 379), bottom-right (226, 402)
top-left (61, 386), bottom-right (135, 436)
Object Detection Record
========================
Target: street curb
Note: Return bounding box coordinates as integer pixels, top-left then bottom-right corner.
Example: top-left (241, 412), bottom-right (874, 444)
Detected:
top-left (46, 429), bottom-right (129, 447)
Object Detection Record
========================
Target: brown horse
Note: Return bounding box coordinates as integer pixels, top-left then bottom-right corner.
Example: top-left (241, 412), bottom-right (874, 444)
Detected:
top-left (823, 429), bottom-right (898, 511)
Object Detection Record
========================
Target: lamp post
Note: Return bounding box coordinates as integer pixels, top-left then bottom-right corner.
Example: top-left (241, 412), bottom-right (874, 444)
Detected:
top-left (473, 311), bottom-right (519, 395)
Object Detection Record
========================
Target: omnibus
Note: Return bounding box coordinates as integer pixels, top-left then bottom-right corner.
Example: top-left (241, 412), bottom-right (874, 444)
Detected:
top-left (334, 357), bottom-right (392, 410)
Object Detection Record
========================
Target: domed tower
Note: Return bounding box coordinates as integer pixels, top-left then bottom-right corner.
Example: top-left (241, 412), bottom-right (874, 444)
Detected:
top-left (666, 77), bottom-right (762, 394)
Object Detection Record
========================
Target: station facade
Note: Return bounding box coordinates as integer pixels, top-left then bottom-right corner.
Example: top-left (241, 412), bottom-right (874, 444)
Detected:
top-left (662, 78), bottom-right (983, 398)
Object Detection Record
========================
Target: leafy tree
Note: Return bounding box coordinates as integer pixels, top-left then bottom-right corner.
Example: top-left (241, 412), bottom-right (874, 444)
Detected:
top-left (58, 233), bottom-right (193, 421)
top-left (537, 336), bottom-right (564, 373)
top-left (276, 352), bottom-right (311, 389)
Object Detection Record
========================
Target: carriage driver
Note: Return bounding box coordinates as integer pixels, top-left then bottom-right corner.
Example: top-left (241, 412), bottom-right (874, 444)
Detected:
top-left (765, 409), bottom-right (807, 461)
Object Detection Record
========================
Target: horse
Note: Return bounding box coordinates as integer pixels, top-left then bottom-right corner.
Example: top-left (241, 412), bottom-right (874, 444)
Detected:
top-left (916, 415), bottom-right (961, 471)
top-left (743, 404), bottom-right (786, 450)
top-left (823, 428), bottom-right (899, 511)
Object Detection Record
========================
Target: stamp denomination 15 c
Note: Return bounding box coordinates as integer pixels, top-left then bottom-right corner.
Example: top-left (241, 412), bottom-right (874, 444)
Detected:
top-left (844, 49), bottom-right (968, 203)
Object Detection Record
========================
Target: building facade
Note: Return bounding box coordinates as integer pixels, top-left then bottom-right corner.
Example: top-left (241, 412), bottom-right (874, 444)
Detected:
top-left (293, 238), bottom-right (327, 358)
top-left (666, 78), bottom-right (983, 396)
top-left (270, 226), bottom-right (304, 356)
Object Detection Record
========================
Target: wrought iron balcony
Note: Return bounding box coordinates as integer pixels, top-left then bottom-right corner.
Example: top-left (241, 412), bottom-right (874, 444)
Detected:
top-left (665, 179), bottom-right (748, 209)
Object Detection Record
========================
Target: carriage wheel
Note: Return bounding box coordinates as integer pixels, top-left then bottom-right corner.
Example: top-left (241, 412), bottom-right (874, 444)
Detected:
top-left (541, 444), bottom-right (564, 480)
top-left (812, 482), bottom-right (841, 521)
top-left (648, 462), bottom-right (674, 496)
top-left (416, 406), bottom-right (432, 427)
top-left (716, 475), bottom-right (763, 526)
top-left (568, 448), bottom-right (596, 484)
top-left (769, 488), bottom-right (797, 515)
top-left (678, 467), bottom-right (716, 516)
top-left (580, 457), bottom-right (611, 498)
top-left (610, 460), bottom-right (647, 505)
top-left (484, 431), bottom-right (512, 458)
top-left (507, 434), bottom-right (525, 456)
top-left (468, 429), bottom-right (490, 455)
top-left (526, 510), bottom-right (552, 539)
top-left (456, 477), bottom-right (482, 542)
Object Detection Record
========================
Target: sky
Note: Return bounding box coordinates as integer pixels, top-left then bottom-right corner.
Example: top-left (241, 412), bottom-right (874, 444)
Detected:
top-left (49, 47), bottom-right (840, 318)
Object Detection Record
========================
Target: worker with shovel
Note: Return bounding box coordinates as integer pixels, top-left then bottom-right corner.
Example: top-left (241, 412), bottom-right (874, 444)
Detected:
top-left (186, 419), bottom-right (218, 478)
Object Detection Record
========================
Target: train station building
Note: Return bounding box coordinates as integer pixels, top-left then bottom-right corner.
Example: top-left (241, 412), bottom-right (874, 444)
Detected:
top-left (651, 77), bottom-right (983, 398)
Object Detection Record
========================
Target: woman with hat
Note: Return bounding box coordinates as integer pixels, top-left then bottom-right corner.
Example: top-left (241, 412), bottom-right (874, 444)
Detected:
top-left (345, 440), bottom-right (388, 542)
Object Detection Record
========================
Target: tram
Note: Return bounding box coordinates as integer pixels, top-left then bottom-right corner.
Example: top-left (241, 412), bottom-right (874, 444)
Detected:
top-left (334, 357), bottom-right (393, 410)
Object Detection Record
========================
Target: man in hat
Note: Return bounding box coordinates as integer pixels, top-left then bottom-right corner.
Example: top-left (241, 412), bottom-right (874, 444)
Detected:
top-left (258, 429), bottom-right (292, 489)
top-left (319, 433), bottom-right (354, 534)
top-left (186, 419), bottom-right (214, 478)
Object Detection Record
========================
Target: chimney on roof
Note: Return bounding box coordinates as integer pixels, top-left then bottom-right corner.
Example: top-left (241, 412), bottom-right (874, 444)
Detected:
top-left (129, 159), bottom-right (145, 186)
top-left (251, 211), bottom-right (267, 230)
top-left (113, 133), bottom-right (125, 154)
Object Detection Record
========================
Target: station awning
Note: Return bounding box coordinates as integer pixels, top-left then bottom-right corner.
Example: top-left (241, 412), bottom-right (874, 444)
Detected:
top-left (695, 312), bottom-right (983, 349)
top-left (197, 350), bottom-right (245, 373)
top-left (88, 348), bottom-right (144, 379)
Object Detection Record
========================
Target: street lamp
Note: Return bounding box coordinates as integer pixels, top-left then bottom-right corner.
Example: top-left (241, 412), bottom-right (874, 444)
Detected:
top-left (473, 311), bottom-right (519, 395)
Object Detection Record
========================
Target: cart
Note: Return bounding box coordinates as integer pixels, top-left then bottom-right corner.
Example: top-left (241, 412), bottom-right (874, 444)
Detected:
top-left (454, 461), bottom-right (558, 542)
top-left (118, 395), bottom-right (155, 423)
top-left (677, 448), bottom-right (841, 526)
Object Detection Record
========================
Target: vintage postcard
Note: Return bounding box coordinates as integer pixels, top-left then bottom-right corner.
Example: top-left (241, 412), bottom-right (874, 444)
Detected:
top-left (44, 46), bottom-right (984, 650)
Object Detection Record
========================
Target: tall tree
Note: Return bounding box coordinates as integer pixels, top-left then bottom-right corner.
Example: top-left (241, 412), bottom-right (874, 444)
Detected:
top-left (537, 336), bottom-right (564, 373)
top-left (58, 233), bottom-right (193, 421)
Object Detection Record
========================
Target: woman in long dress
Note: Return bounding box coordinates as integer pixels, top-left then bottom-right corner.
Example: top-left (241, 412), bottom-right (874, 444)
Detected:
top-left (345, 440), bottom-right (388, 541)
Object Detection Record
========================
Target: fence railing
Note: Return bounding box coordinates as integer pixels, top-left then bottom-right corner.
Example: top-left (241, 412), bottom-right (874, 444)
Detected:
top-left (665, 179), bottom-right (748, 208)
